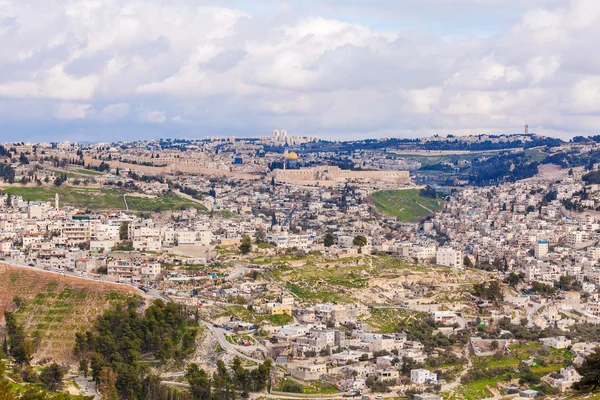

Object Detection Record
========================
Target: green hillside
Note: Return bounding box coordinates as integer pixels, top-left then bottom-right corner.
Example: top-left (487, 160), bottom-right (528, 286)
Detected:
top-left (1, 186), bottom-right (206, 212)
top-left (370, 189), bottom-right (443, 222)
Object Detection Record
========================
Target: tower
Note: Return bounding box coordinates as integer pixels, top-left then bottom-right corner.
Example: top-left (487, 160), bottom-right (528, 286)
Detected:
top-left (55, 193), bottom-right (59, 210)
top-left (525, 123), bottom-right (529, 135)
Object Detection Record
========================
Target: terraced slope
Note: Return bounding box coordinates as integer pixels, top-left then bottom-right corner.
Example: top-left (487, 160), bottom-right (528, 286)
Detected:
top-left (0, 263), bottom-right (140, 363)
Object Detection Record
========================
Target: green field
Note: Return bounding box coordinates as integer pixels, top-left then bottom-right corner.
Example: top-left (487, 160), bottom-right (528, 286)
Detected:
top-left (74, 168), bottom-right (104, 176)
top-left (1, 186), bottom-right (206, 212)
top-left (370, 189), bottom-right (444, 222)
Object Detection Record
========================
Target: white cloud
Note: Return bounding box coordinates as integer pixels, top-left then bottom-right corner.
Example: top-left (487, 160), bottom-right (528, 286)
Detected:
top-left (0, 0), bottom-right (599, 140)
top-left (144, 110), bottom-right (167, 123)
top-left (54, 102), bottom-right (92, 119)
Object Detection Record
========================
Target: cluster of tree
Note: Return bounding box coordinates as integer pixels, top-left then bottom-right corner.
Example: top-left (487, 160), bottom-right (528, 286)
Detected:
top-left (323, 232), bottom-right (335, 247)
top-left (186, 358), bottom-right (272, 400)
top-left (173, 184), bottom-right (203, 200)
top-left (4, 311), bottom-right (33, 365)
top-left (555, 275), bottom-right (582, 292)
top-left (19, 153), bottom-right (29, 165)
top-left (530, 281), bottom-right (556, 296)
top-left (54, 173), bottom-right (68, 187)
top-left (129, 172), bottom-right (165, 184)
top-left (395, 317), bottom-right (469, 350)
top-left (422, 136), bottom-right (562, 152)
top-left (419, 186), bottom-right (439, 199)
top-left (2, 313), bottom-right (70, 395)
top-left (94, 161), bottom-right (111, 172)
top-left (545, 148), bottom-right (600, 170)
top-left (74, 299), bottom-right (199, 400)
top-left (0, 163), bottom-right (16, 183)
top-left (473, 281), bottom-right (503, 302)
top-left (365, 376), bottom-right (396, 392)
top-left (461, 366), bottom-right (513, 384)
top-left (468, 152), bottom-right (541, 186)
top-left (353, 235), bottom-right (367, 253)
top-left (239, 235), bottom-right (252, 254)
top-left (574, 346), bottom-right (600, 390)
top-left (419, 163), bottom-right (454, 172)
top-left (504, 272), bottom-right (525, 287)
top-left (542, 190), bottom-right (558, 203)
top-left (583, 170), bottom-right (600, 184)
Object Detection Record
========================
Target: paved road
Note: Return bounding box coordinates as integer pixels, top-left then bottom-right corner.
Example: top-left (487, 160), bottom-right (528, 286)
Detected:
top-left (225, 265), bottom-right (248, 281)
top-left (201, 321), bottom-right (264, 363)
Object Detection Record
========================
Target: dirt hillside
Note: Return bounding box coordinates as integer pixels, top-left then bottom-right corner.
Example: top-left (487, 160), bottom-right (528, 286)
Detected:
top-left (0, 263), bottom-right (141, 363)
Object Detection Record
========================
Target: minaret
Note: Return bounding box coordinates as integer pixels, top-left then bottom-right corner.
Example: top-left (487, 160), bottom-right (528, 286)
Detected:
top-left (55, 193), bottom-right (59, 210)
top-left (525, 123), bottom-right (529, 135)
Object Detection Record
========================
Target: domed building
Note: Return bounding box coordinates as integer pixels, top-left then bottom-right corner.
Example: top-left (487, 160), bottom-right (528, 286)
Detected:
top-left (285, 151), bottom-right (299, 169)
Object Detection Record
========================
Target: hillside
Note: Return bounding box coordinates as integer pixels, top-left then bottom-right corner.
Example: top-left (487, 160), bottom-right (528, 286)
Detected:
top-left (0, 186), bottom-right (206, 212)
top-left (370, 189), bottom-right (444, 222)
top-left (0, 264), bottom-right (141, 363)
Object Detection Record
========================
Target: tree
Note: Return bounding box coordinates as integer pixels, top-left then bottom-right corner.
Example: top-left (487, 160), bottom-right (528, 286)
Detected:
top-left (119, 222), bottom-right (129, 240)
top-left (463, 255), bottom-right (473, 268)
top-left (239, 235), bottom-right (252, 255)
top-left (323, 233), bottom-right (335, 247)
top-left (254, 230), bottom-right (266, 244)
top-left (4, 312), bottom-right (32, 365)
top-left (186, 363), bottom-right (212, 400)
top-left (39, 363), bottom-right (64, 391)
top-left (79, 358), bottom-right (89, 378)
top-left (19, 153), bottom-right (29, 165)
top-left (575, 347), bottom-right (600, 390)
top-left (5, 194), bottom-right (11, 208)
top-left (504, 272), bottom-right (524, 288)
top-left (353, 235), bottom-right (367, 253)
top-left (98, 367), bottom-right (119, 400)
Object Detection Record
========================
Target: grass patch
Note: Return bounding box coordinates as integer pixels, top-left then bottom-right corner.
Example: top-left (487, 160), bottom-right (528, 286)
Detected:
top-left (363, 308), bottom-right (427, 334)
top-left (74, 168), bottom-right (104, 176)
top-left (1, 186), bottom-right (206, 212)
top-left (370, 189), bottom-right (444, 222)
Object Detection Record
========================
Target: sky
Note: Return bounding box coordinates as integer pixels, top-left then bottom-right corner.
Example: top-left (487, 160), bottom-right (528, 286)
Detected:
top-left (0, 0), bottom-right (599, 142)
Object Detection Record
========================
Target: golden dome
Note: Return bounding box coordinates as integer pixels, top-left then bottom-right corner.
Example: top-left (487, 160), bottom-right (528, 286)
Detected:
top-left (287, 151), bottom-right (299, 160)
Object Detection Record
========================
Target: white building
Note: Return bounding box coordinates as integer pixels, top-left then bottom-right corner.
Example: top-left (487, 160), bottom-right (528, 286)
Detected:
top-left (535, 240), bottom-right (549, 258)
top-left (410, 369), bottom-right (438, 385)
top-left (436, 247), bottom-right (463, 268)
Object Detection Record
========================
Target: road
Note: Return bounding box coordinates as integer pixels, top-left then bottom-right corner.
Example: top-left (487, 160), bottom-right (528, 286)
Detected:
top-left (225, 265), bottom-right (248, 281)
top-left (442, 346), bottom-right (472, 391)
top-left (201, 321), bottom-right (264, 363)
top-left (70, 375), bottom-right (100, 400)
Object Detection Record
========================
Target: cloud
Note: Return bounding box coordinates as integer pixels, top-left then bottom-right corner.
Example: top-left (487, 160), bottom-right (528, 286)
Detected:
top-left (0, 0), bottom-right (599, 141)
top-left (54, 102), bottom-right (92, 119)
top-left (143, 110), bottom-right (167, 123)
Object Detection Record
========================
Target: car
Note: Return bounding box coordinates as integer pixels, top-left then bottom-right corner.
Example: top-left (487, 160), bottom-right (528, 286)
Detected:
top-left (43, 267), bottom-right (50, 271)
top-left (375, 395), bottom-right (383, 399)
top-left (28, 263), bottom-right (35, 267)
